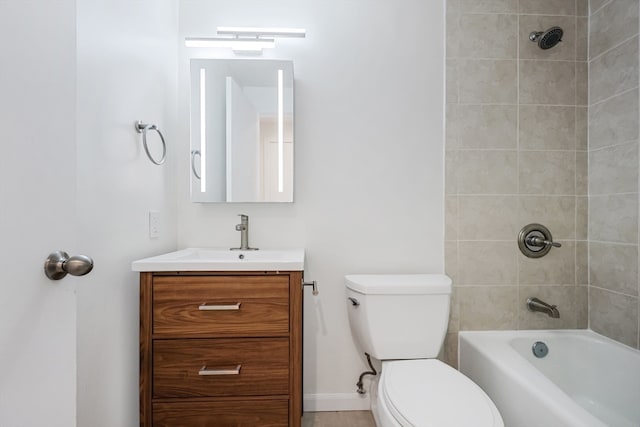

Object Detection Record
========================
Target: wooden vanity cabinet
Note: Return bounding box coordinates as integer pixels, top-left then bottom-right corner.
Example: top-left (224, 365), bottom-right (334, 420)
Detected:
top-left (140, 271), bottom-right (303, 427)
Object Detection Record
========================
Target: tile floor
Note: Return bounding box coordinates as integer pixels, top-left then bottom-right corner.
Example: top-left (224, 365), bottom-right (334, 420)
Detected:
top-left (302, 411), bottom-right (376, 427)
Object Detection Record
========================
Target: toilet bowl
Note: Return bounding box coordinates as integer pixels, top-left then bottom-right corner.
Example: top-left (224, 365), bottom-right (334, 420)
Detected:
top-left (375, 360), bottom-right (502, 427)
top-left (345, 274), bottom-right (503, 427)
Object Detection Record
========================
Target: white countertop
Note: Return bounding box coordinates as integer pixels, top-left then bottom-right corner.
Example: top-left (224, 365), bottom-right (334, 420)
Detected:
top-left (131, 247), bottom-right (305, 272)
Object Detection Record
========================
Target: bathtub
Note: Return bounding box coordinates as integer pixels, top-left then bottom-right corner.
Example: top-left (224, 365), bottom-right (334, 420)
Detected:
top-left (459, 330), bottom-right (640, 427)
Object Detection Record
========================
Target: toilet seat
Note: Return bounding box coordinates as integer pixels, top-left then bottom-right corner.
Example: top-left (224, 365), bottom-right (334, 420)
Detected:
top-left (380, 359), bottom-right (503, 427)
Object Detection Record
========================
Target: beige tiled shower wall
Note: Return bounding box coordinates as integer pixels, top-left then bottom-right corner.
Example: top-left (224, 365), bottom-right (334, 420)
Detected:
top-left (443, 0), bottom-right (589, 367)
top-left (588, 0), bottom-right (640, 349)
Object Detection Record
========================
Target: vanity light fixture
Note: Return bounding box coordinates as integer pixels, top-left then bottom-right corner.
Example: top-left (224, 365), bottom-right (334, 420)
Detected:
top-left (185, 26), bottom-right (305, 54)
top-left (217, 26), bottom-right (306, 38)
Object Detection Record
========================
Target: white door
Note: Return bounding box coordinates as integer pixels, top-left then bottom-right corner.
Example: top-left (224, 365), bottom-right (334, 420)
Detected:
top-left (261, 140), bottom-right (294, 202)
top-left (0, 2), bottom-right (79, 426)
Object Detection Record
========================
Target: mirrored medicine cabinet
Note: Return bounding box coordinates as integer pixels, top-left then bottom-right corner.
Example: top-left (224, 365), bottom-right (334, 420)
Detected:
top-left (189, 59), bottom-right (294, 203)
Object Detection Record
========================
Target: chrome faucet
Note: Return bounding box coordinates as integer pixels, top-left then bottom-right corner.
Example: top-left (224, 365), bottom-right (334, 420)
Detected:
top-left (527, 297), bottom-right (560, 318)
top-left (231, 214), bottom-right (258, 251)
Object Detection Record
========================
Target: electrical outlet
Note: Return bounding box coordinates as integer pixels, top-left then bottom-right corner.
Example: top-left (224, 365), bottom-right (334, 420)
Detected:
top-left (149, 211), bottom-right (160, 238)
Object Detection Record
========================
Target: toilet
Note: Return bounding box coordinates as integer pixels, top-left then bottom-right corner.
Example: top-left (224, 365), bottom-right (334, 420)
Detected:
top-left (345, 274), bottom-right (504, 427)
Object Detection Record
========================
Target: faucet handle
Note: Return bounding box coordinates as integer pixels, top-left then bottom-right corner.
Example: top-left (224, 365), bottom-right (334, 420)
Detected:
top-left (526, 235), bottom-right (561, 248)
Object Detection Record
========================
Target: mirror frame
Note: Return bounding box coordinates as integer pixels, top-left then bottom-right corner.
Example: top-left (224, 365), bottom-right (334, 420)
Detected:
top-left (189, 58), bottom-right (294, 203)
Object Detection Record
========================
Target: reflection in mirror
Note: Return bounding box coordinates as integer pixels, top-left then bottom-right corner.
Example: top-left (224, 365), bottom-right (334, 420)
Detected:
top-left (190, 59), bottom-right (294, 203)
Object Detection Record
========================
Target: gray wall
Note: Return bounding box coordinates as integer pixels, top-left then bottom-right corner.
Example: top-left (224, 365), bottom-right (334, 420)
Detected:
top-left (588, 0), bottom-right (640, 348)
top-left (444, 0), bottom-right (589, 366)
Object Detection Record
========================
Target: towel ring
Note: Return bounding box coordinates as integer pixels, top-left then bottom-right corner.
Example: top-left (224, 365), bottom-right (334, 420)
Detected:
top-left (191, 149), bottom-right (201, 179)
top-left (135, 120), bottom-right (166, 165)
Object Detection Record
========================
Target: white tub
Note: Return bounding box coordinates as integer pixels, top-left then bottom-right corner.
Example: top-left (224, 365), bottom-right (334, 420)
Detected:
top-left (459, 330), bottom-right (640, 427)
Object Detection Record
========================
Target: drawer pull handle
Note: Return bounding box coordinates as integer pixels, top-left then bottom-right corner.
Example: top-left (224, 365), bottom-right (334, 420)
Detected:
top-left (198, 364), bottom-right (242, 376)
top-left (198, 302), bottom-right (241, 311)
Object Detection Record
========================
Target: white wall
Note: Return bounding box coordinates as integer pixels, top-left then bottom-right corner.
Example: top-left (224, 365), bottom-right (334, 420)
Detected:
top-left (0, 1), bottom-right (444, 422)
top-left (75, 1), bottom-right (178, 426)
top-left (0, 2), bottom-right (78, 426)
top-left (178, 0), bottom-right (445, 410)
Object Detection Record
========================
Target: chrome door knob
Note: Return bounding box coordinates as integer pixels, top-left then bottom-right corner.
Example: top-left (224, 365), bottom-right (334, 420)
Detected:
top-left (44, 251), bottom-right (94, 280)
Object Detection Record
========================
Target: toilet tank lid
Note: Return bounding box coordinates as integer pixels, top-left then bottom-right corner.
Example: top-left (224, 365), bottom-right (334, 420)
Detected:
top-left (344, 274), bottom-right (452, 295)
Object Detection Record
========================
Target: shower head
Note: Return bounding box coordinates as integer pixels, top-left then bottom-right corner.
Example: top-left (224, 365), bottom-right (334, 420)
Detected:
top-left (529, 26), bottom-right (563, 50)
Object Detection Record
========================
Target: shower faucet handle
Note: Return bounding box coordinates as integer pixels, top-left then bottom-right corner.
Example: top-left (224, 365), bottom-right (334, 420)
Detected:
top-left (518, 223), bottom-right (561, 258)
top-left (526, 235), bottom-right (561, 248)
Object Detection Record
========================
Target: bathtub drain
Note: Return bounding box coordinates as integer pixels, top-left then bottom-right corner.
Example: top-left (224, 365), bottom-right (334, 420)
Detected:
top-left (532, 341), bottom-right (549, 358)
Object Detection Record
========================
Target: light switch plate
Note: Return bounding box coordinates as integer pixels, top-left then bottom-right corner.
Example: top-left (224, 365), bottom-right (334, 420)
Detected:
top-left (149, 211), bottom-right (160, 238)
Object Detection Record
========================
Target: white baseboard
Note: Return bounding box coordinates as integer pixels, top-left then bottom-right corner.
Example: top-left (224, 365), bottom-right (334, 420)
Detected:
top-left (303, 393), bottom-right (371, 412)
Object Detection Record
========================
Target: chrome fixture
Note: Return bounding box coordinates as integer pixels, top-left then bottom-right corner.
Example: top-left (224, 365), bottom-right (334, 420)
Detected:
top-left (198, 364), bottom-right (241, 376)
top-left (231, 214), bottom-right (258, 251)
top-left (529, 26), bottom-right (563, 50)
top-left (185, 26), bottom-right (306, 54)
top-left (190, 150), bottom-right (201, 180)
top-left (303, 280), bottom-right (319, 296)
top-left (44, 251), bottom-right (94, 280)
top-left (527, 297), bottom-right (560, 318)
top-left (217, 26), bottom-right (306, 38)
top-left (135, 120), bottom-right (166, 165)
top-left (356, 352), bottom-right (378, 395)
top-left (199, 302), bottom-right (241, 311)
top-left (347, 297), bottom-right (360, 306)
top-left (532, 341), bottom-right (549, 358)
top-left (518, 223), bottom-right (561, 258)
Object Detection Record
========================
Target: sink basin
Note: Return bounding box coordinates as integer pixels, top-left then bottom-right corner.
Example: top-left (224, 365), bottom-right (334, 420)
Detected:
top-left (131, 248), bottom-right (305, 272)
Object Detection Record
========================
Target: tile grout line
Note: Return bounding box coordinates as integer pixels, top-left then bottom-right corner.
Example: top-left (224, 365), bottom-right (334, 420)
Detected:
top-left (453, 148), bottom-right (583, 152)
top-left (589, 32), bottom-right (639, 64)
top-left (589, 284), bottom-right (640, 300)
top-left (454, 102), bottom-right (587, 107)
top-left (453, 5), bottom-right (462, 339)
top-left (574, 5), bottom-right (579, 325)
top-left (516, 6), bottom-right (521, 331)
top-left (590, 0), bottom-right (613, 17)
top-left (589, 86), bottom-right (640, 109)
top-left (449, 191), bottom-right (635, 197)
top-left (586, 0), bottom-right (591, 332)
top-left (636, 3), bottom-right (640, 349)
top-left (589, 138), bottom-right (639, 153)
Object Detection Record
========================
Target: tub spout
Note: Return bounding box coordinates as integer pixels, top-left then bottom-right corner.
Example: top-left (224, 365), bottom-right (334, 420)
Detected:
top-left (527, 297), bottom-right (560, 318)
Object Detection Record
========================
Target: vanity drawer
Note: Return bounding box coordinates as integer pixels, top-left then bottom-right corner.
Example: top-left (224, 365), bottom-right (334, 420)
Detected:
top-left (153, 338), bottom-right (289, 398)
top-left (152, 399), bottom-right (289, 427)
top-left (153, 275), bottom-right (289, 336)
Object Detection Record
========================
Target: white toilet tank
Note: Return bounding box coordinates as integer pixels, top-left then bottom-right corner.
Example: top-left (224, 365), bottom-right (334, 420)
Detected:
top-left (345, 274), bottom-right (452, 360)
